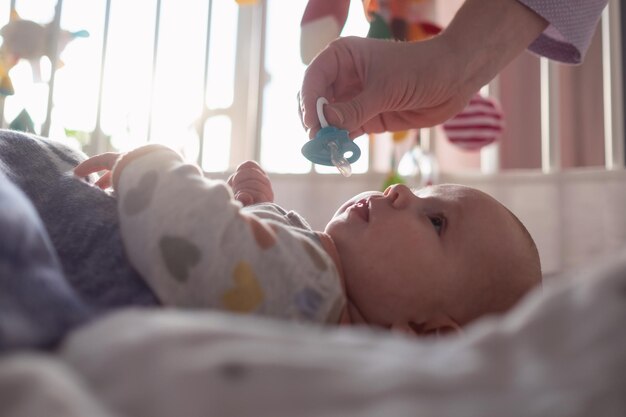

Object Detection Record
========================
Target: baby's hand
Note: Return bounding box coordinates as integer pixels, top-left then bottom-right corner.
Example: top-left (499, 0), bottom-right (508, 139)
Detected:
top-left (73, 152), bottom-right (122, 190)
top-left (227, 160), bottom-right (274, 206)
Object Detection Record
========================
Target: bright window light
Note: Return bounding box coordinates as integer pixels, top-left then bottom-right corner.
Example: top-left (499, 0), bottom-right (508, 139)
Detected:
top-left (261, 0), bottom-right (369, 173)
top-left (2, 0), bottom-right (373, 174)
top-left (202, 115), bottom-right (231, 172)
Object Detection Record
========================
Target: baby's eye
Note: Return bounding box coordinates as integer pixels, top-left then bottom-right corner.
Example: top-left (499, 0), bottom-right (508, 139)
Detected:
top-left (429, 216), bottom-right (444, 234)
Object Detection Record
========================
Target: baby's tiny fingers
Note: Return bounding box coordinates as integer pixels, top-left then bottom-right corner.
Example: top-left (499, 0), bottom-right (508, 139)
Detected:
top-left (234, 191), bottom-right (253, 206)
top-left (74, 152), bottom-right (120, 176)
top-left (95, 171), bottom-right (113, 190)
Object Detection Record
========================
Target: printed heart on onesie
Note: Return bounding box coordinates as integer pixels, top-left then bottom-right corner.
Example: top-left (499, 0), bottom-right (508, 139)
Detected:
top-left (159, 235), bottom-right (201, 282)
top-left (222, 261), bottom-right (264, 313)
top-left (123, 170), bottom-right (159, 215)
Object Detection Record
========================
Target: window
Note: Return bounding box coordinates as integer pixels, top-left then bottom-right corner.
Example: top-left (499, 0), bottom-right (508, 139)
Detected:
top-left (0, 0), bottom-right (623, 176)
top-left (0, 0), bottom-right (372, 175)
top-left (261, 0), bottom-right (369, 174)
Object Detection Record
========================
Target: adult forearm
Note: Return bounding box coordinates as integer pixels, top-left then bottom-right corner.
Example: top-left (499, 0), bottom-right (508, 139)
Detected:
top-left (440, 0), bottom-right (548, 94)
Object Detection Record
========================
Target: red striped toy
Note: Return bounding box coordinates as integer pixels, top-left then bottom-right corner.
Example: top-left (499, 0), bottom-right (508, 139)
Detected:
top-left (442, 93), bottom-right (504, 151)
top-left (300, 0), bottom-right (351, 64)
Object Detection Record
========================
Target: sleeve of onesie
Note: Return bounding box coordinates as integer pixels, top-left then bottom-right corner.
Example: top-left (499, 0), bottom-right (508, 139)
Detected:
top-left (518, 0), bottom-right (609, 64)
top-left (111, 145), bottom-right (344, 324)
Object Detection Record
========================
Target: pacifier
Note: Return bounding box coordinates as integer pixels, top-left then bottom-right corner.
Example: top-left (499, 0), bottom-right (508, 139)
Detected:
top-left (301, 97), bottom-right (361, 177)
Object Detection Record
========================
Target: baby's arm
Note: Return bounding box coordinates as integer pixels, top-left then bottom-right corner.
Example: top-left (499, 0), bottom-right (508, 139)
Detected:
top-left (74, 151), bottom-right (120, 189)
top-left (76, 153), bottom-right (275, 207)
top-left (79, 145), bottom-right (344, 323)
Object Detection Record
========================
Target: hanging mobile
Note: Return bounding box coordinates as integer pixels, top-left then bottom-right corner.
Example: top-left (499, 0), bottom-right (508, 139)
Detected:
top-left (301, 97), bottom-right (361, 177)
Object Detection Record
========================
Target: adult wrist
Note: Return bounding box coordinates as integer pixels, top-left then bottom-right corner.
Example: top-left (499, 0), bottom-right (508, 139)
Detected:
top-left (438, 0), bottom-right (548, 94)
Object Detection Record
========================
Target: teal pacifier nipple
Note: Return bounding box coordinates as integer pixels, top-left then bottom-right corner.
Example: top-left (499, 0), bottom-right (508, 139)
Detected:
top-left (301, 97), bottom-right (361, 177)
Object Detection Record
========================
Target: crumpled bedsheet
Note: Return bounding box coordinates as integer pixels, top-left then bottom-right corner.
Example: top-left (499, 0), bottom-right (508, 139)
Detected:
top-left (1, 248), bottom-right (625, 417)
top-left (0, 130), bottom-right (158, 350)
top-left (0, 170), bottom-right (90, 350)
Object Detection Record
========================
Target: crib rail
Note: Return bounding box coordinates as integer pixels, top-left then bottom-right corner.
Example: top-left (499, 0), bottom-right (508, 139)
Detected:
top-left (603, 0), bottom-right (625, 169)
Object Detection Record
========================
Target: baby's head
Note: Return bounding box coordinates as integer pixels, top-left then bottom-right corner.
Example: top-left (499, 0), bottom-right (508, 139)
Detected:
top-left (325, 183), bottom-right (541, 336)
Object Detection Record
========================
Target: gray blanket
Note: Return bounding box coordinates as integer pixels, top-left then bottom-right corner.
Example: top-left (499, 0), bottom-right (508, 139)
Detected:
top-left (0, 129), bottom-right (158, 350)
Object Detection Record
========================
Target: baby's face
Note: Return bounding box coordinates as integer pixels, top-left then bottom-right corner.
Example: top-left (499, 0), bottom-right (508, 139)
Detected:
top-left (325, 183), bottom-right (531, 335)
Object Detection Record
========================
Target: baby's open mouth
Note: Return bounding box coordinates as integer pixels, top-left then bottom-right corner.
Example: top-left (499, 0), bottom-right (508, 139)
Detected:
top-left (351, 198), bottom-right (369, 222)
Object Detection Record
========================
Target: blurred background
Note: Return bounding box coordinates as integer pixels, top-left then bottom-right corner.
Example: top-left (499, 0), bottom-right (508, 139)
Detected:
top-left (1, 0), bottom-right (625, 275)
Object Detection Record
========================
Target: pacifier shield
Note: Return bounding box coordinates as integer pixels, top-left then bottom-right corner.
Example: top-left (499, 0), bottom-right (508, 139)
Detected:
top-left (301, 126), bottom-right (361, 166)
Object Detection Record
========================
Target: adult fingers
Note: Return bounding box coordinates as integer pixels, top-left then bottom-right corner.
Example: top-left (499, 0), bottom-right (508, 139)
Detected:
top-left (323, 88), bottom-right (383, 136)
top-left (358, 110), bottom-right (433, 135)
top-left (299, 41), bottom-right (343, 133)
top-left (349, 96), bottom-right (471, 137)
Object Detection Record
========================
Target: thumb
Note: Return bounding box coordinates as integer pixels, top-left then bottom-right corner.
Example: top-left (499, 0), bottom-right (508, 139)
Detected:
top-left (324, 91), bottom-right (380, 133)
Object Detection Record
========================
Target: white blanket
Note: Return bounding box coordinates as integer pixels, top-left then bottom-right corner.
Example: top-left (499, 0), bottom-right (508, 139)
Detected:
top-left (2, 250), bottom-right (626, 417)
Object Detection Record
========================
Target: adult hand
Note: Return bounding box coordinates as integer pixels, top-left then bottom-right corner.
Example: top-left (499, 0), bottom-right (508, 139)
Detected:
top-left (227, 160), bottom-right (274, 206)
top-left (298, 0), bottom-right (548, 140)
top-left (299, 35), bottom-right (471, 139)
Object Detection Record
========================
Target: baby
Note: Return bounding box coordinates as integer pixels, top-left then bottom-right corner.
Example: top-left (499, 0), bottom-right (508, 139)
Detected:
top-left (75, 144), bottom-right (542, 336)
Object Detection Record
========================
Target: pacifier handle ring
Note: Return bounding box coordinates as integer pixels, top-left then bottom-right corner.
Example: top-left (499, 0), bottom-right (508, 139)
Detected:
top-left (302, 96), bottom-right (360, 177)
top-left (317, 97), bottom-right (329, 128)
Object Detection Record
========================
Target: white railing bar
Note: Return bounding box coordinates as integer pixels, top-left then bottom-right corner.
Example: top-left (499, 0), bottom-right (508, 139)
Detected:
top-left (92, 0), bottom-right (112, 155)
top-left (480, 77), bottom-right (501, 174)
top-left (41, 0), bottom-right (64, 137)
top-left (480, 139), bottom-right (500, 174)
top-left (229, 2), bottom-right (266, 167)
top-left (197, 0), bottom-right (214, 166)
top-left (146, 0), bottom-right (162, 142)
top-left (421, 128), bottom-right (431, 153)
top-left (250, 0), bottom-right (267, 163)
top-left (540, 57), bottom-right (560, 173)
top-left (603, 1), bottom-right (625, 169)
top-left (228, 8), bottom-right (252, 167)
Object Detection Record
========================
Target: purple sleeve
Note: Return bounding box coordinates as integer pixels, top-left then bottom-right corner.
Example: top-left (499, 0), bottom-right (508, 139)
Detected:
top-left (519, 0), bottom-right (609, 64)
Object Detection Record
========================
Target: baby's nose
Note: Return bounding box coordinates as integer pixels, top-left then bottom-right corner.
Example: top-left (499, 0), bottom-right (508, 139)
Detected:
top-left (385, 183), bottom-right (413, 209)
